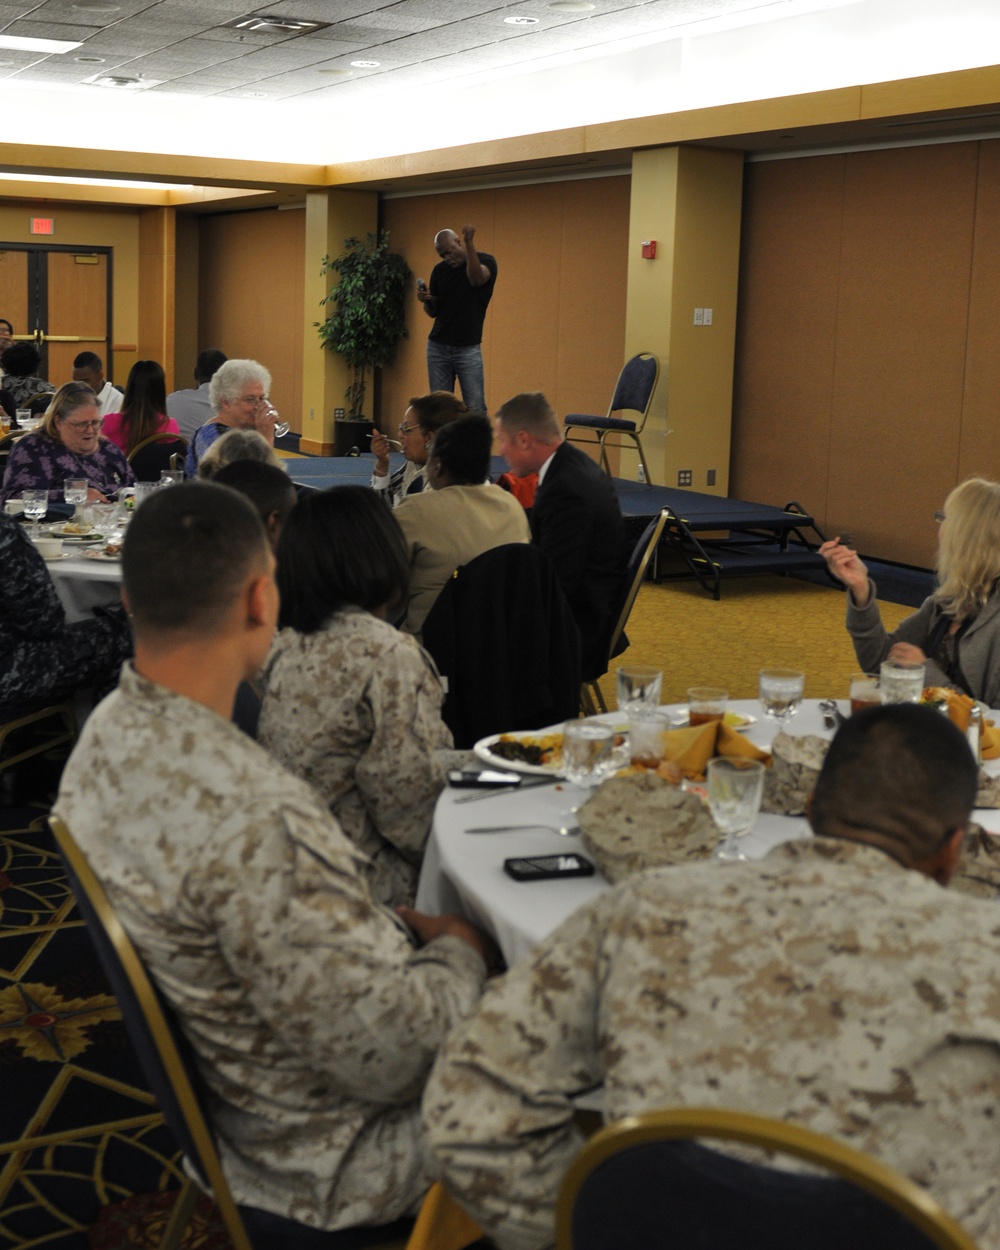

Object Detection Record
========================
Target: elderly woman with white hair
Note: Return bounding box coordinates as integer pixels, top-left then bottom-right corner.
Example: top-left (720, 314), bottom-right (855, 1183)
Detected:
top-left (195, 428), bottom-right (284, 479)
top-left (184, 358), bottom-right (279, 477)
top-left (820, 476), bottom-right (1000, 706)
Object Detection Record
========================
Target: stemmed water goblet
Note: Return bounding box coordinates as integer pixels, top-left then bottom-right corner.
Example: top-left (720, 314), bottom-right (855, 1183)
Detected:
top-left (708, 757), bottom-right (766, 861)
top-left (265, 402), bottom-right (290, 439)
top-left (63, 478), bottom-right (88, 515)
top-left (22, 490), bottom-right (48, 538)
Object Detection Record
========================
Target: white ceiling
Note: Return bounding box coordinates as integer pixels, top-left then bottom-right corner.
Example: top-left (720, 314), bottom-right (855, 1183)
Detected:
top-left (0, 0), bottom-right (845, 104)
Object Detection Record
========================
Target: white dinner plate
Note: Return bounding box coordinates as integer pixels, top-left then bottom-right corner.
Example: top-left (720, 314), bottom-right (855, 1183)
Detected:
top-left (82, 548), bottom-right (121, 562)
top-left (668, 711), bottom-right (758, 732)
top-left (46, 524), bottom-right (102, 543)
top-left (473, 731), bottom-right (565, 777)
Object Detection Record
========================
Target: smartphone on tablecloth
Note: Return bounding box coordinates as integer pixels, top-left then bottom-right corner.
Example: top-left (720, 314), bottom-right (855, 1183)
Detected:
top-left (448, 769), bottom-right (521, 789)
top-left (504, 854), bottom-right (595, 881)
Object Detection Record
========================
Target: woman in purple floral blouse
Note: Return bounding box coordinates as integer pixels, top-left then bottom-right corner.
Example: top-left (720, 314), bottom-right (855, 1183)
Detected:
top-left (0, 382), bottom-right (134, 505)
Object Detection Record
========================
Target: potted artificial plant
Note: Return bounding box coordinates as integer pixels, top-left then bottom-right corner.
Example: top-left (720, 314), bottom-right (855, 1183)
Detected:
top-left (316, 231), bottom-right (411, 456)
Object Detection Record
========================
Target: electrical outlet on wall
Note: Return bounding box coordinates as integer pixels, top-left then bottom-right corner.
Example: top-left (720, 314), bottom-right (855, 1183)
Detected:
top-left (707, 469), bottom-right (716, 486)
top-left (678, 469), bottom-right (692, 486)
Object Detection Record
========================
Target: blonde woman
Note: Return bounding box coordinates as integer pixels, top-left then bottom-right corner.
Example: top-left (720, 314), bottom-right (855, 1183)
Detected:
top-left (820, 477), bottom-right (1000, 705)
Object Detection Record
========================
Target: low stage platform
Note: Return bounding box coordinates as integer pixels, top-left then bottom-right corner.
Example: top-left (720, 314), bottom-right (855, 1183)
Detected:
top-left (287, 454), bottom-right (829, 599)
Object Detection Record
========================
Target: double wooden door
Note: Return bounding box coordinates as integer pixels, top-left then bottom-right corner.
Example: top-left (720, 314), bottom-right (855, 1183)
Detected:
top-left (0, 244), bottom-right (113, 386)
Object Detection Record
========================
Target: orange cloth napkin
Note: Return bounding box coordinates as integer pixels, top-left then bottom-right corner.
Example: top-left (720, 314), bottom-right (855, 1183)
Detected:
top-left (405, 1183), bottom-right (483, 1250)
top-left (660, 720), bottom-right (770, 781)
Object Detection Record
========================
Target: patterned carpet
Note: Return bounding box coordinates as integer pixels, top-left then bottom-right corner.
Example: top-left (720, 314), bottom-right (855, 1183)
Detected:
top-left (0, 571), bottom-right (920, 1247)
top-left (0, 740), bottom-right (186, 1250)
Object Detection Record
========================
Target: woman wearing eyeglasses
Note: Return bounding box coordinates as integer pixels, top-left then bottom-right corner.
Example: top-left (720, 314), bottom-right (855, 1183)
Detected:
top-left (0, 382), bottom-right (135, 505)
top-left (370, 390), bottom-right (468, 507)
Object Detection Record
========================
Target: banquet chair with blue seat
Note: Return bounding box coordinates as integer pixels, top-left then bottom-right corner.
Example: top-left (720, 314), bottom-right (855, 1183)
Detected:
top-left (128, 430), bottom-right (188, 482)
top-left (564, 353), bottom-right (659, 483)
top-left (50, 815), bottom-right (415, 1250)
top-left (555, 1106), bottom-right (978, 1250)
top-left (580, 508), bottom-right (669, 715)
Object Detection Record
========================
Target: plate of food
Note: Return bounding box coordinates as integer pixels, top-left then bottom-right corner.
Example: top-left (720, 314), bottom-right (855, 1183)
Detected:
top-left (474, 730), bottom-right (566, 776)
top-left (48, 521), bottom-right (102, 542)
top-left (83, 545), bottom-right (122, 562)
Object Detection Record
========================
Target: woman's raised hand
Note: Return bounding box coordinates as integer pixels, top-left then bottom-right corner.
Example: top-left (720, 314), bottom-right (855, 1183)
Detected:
top-left (819, 537), bottom-right (872, 606)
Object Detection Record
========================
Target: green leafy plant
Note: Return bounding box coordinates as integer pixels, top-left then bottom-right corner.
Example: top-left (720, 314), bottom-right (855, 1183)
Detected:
top-left (316, 231), bottom-right (411, 417)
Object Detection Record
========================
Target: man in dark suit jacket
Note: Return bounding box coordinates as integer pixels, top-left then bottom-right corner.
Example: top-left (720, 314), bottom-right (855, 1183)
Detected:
top-left (495, 391), bottom-right (626, 678)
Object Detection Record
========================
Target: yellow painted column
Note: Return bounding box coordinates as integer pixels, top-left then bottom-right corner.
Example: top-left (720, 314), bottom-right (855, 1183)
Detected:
top-left (301, 189), bottom-right (378, 455)
top-left (624, 146), bottom-right (744, 493)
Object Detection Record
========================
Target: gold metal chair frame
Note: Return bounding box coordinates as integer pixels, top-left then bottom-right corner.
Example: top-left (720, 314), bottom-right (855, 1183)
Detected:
top-left (0, 701), bottom-right (76, 774)
top-left (555, 1106), bottom-right (979, 1250)
top-left (127, 430), bottom-right (189, 462)
top-left (50, 816), bottom-right (253, 1250)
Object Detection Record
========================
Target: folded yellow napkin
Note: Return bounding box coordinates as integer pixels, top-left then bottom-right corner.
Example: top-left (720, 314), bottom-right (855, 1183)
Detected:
top-left (661, 720), bottom-right (770, 781)
top-left (931, 689), bottom-right (1000, 759)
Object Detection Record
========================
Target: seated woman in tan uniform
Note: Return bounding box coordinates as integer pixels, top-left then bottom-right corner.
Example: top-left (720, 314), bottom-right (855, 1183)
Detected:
top-left (395, 414), bottom-right (531, 639)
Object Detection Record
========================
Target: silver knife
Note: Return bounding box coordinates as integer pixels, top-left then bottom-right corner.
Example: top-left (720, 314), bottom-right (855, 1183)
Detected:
top-left (452, 776), bottom-right (560, 804)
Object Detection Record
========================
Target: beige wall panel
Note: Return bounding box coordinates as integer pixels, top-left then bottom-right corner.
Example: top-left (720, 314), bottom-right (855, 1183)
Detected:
top-left (199, 207), bottom-right (305, 428)
top-left (828, 144), bottom-right (976, 566)
top-left (731, 156), bottom-right (844, 519)
top-left (173, 214), bottom-right (200, 393)
top-left (489, 184), bottom-right (563, 407)
top-left (382, 178), bottom-right (629, 442)
top-left (556, 177), bottom-right (629, 417)
top-left (0, 202), bottom-right (139, 384)
top-left (0, 249), bottom-right (28, 336)
top-left (960, 139), bottom-right (1000, 484)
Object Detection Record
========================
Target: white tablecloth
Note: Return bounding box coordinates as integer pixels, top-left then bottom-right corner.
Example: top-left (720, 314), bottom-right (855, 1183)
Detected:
top-left (416, 699), bottom-right (1000, 965)
top-left (48, 552), bottom-right (122, 623)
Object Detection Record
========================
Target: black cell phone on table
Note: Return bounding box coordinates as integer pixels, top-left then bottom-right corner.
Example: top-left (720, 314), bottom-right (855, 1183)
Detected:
top-left (448, 769), bottom-right (521, 789)
top-left (504, 853), bottom-right (595, 881)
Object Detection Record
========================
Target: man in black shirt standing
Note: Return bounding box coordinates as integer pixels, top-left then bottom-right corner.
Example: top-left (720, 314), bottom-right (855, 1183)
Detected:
top-left (418, 224), bottom-right (497, 414)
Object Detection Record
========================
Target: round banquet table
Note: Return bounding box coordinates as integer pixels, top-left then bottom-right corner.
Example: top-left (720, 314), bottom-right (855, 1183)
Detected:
top-left (47, 551), bottom-right (122, 623)
top-left (415, 699), bottom-right (1000, 966)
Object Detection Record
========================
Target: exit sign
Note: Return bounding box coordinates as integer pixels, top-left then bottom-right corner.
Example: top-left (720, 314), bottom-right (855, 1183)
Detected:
top-left (30, 218), bottom-right (54, 236)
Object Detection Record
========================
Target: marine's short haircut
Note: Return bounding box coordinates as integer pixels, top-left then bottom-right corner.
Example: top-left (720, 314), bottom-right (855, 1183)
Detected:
top-left (810, 703), bottom-right (977, 863)
top-left (73, 350), bottom-right (103, 371)
top-left (430, 415), bottom-right (492, 485)
top-left (209, 359), bottom-right (271, 414)
top-left (213, 461), bottom-right (297, 528)
top-left (408, 390), bottom-right (468, 435)
top-left (1, 342), bottom-right (41, 379)
top-left (495, 391), bottom-right (561, 442)
top-left (122, 482), bottom-right (269, 638)
top-left (195, 348), bottom-right (227, 383)
top-left (276, 485), bottom-right (409, 634)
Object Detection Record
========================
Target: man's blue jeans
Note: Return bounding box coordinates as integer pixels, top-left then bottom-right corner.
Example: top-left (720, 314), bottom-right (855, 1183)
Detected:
top-left (426, 340), bottom-right (486, 414)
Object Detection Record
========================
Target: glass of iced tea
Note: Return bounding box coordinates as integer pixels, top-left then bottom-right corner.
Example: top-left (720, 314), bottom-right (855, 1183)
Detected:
top-left (629, 710), bottom-right (672, 769)
top-left (687, 687), bottom-right (727, 726)
top-left (849, 672), bottom-right (881, 715)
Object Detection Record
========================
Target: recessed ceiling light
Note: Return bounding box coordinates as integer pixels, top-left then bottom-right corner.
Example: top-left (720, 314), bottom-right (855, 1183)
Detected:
top-left (226, 15), bottom-right (329, 34)
top-left (504, 15), bottom-right (540, 24)
top-left (83, 72), bottom-right (160, 89)
top-left (350, 59), bottom-right (380, 67)
top-left (317, 67), bottom-right (353, 76)
top-left (71, 3), bottom-right (121, 11)
top-left (75, 55), bottom-right (107, 63)
top-left (0, 34), bottom-right (82, 53)
top-left (548, 0), bottom-right (595, 9)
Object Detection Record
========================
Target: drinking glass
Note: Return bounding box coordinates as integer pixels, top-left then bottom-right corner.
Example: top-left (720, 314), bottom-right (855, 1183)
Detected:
top-left (563, 720), bottom-right (614, 787)
top-left (879, 659), bottom-right (925, 704)
top-left (63, 478), bottom-right (89, 512)
top-left (15, 408), bottom-right (31, 429)
top-left (628, 710), bottom-right (671, 769)
top-left (22, 489), bottom-right (48, 537)
top-left (708, 757), bottom-right (766, 861)
top-left (160, 469), bottom-right (183, 486)
top-left (91, 502), bottom-right (119, 542)
top-left (759, 669), bottom-right (805, 722)
top-left (616, 665), bottom-right (662, 715)
top-left (688, 686), bottom-right (727, 726)
top-left (0, 411), bottom-right (9, 436)
top-left (266, 402), bottom-right (290, 439)
top-left (849, 672), bottom-right (881, 715)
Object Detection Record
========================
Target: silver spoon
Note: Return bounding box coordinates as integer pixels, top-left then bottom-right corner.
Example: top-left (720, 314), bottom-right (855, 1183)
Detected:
top-left (465, 823), bottom-right (580, 837)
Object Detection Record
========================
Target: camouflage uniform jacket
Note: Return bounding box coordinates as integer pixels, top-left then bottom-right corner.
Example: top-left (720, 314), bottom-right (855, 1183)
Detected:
top-left (424, 838), bottom-right (1000, 1249)
top-left (258, 607), bottom-right (454, 908)
top-left (54, 664), bottom-right (486, 1231)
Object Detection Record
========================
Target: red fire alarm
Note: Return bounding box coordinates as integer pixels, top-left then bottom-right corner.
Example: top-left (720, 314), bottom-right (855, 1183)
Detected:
top-left (641, 240), bottom-right (656, 259)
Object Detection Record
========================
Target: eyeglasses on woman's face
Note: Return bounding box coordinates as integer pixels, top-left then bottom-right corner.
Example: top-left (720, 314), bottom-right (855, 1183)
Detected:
top-left (62, 417), bottom-right (103, 432)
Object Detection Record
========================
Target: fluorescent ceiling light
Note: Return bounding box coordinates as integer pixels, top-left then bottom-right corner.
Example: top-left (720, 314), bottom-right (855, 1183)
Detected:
top-left (0, 171), bottom-right (195, 190)
top-left (0, 34), bottom-right (82, 53)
